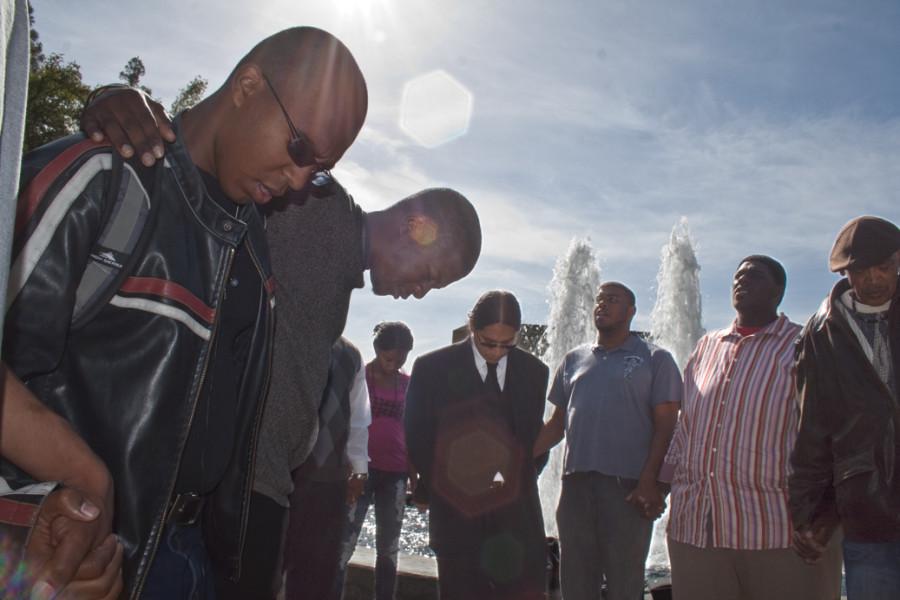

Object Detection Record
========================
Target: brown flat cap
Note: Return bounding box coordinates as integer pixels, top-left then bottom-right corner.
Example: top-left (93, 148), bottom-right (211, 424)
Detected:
top-left (829, 215), bottom-right (900, 272)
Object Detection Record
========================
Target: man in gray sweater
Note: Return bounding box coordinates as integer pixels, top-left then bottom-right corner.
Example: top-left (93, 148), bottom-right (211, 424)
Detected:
top-left (227, 181), bottom-right (481, 598)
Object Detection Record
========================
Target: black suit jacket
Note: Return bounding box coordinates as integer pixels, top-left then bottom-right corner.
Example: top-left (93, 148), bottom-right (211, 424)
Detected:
top-left (405, 339), bottom-right (550, 554)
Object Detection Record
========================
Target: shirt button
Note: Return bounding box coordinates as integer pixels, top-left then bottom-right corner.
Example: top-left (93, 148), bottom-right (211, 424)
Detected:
top-left (712, 448), bottom-right (717, 453)
top-left (229, 277), bottom-right (239, 287)
top-left (223, 221), bottom-right (233, 232)
top-left (709, 472), bottom-right (715, 477)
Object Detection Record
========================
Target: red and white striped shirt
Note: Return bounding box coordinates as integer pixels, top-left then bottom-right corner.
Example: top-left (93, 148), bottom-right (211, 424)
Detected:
top-left (666, 314), bottom-right (802, 550)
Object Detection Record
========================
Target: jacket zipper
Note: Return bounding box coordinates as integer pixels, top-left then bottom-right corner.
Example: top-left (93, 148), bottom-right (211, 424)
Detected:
top-left (826, 301), bottom-right (899, 487)
top-left (230, 240), bottom-right (275, 581)
top-left (131, 245), bottom-right (236, 600)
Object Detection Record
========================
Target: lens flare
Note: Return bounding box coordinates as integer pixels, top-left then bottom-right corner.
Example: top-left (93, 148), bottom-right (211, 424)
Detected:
top-left (400, 70), bottom-right (474, 148)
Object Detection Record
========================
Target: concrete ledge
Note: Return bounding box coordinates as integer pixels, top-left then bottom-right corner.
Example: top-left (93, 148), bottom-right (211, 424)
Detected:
top-left (336, 547), bottom-right (848, 600)
top-left (343, 547), bottom-right (438, 600)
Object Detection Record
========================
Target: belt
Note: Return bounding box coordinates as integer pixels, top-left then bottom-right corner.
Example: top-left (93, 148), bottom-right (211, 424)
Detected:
top-left (165, 492), bottom-right (206, 526)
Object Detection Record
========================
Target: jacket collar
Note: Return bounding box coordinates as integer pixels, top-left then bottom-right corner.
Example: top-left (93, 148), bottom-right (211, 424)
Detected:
top-left (592, 332), bottom-right (643, 353)
top-left (814, 278), bottom-right (854, 332)
top-left (164, 116), bottom-right (253, 247)
top-left (719, 312), bottom-right (793, 340)
top-left (821, 277), bottom-right (899, 326)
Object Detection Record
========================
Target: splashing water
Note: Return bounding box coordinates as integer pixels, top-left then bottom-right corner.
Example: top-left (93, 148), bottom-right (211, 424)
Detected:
top-left (648, 217), bottom-right (704, 370)
top-left (537, 237), bottom-right (601, 537)
top-left (646, 217), bottom-right (704, 572)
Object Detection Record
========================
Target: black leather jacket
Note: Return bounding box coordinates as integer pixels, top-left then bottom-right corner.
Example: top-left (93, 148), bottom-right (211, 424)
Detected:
top-left (789, 279), bottom-right (900, 542)
top-left (3, 133), bottom-right (274, 597)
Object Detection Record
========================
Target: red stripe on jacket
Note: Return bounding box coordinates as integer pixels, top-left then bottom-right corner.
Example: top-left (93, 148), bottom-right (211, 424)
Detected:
top-left (264, 276), bottom-right (276, 297)
top-left (119, 277), bottom-right (216, 325)
top-left (16, 138), bottom-right (111, 238)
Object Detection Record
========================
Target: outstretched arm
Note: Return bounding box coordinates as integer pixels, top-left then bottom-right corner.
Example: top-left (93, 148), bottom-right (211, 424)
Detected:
top-left (345, 361), bottom-right (370, 505)
top-left (626, 401), bottom-right (679, 519)
top-left (533, 406), bottom-right (564, 458)
top-left (1, 365), bottom-right (119, 597)
top-left (81, 86), bottom-right (175, 166)
top-left (789, 330), bottom-right (839, 562)
top-left (535, 359), bottom-right (568, 458)
top-left (626, 351), bottom-right (683, 520)
top-left (2, 366), bottom-right (112, 506)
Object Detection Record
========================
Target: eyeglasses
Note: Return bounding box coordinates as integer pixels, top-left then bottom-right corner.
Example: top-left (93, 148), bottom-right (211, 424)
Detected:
top-left (262, 74), bottom-right (330, 170)
top-left (475, 331), bottom-right (518, 350)
top-left (595, 294), bottom-right (623, 305)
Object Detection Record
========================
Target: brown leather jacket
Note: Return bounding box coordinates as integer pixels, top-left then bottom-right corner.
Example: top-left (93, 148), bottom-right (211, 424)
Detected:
top-left (789, 279), bottom-right (900, 542)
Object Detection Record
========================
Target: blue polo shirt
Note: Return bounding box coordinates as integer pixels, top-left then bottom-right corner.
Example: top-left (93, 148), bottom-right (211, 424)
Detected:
top-left (549, 334), bottom-right (682, 480)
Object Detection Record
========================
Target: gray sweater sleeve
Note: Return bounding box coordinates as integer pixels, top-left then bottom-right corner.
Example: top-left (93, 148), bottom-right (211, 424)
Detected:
top-left (252, 189), bottom-right (365, 507)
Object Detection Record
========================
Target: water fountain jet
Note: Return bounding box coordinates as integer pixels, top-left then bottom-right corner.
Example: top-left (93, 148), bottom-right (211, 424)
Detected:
top-left (537, 237), bottom-right (601, 536)
top-left (646, 217), bottom-right (703, 574)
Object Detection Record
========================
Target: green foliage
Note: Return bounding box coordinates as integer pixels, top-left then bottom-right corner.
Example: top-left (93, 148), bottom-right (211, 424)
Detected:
top-left (170, 75), bottom-right (208, 115)
top-left (27, 2), bottom-right (44, 70)
top-left (24, 5), bottom-right (203, 152)
top-left (119, 56), bottom-right (153, 97)
top-left (24, 52), bottom-right (90, 152)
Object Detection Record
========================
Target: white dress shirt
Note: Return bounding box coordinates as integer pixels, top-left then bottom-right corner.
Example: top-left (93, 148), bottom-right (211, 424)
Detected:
top-left (345, 361), bottom-right (372, 474)
top-left (470, 337), bottom-right (508, 391)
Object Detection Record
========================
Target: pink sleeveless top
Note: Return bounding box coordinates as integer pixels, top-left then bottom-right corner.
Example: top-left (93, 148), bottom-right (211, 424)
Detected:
top-left (366, 369), bottom-right (410, 473)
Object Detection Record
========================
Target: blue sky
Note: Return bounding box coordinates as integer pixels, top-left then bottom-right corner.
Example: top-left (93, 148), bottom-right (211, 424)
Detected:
top-left (32, 0), bottom-right (900, 366)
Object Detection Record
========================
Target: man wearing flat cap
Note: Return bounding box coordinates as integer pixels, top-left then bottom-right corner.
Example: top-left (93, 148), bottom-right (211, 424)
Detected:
top-left (790, 215), bottom-right (900, 600)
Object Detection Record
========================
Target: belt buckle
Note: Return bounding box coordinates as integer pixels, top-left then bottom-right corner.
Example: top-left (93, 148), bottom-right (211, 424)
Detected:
top-left (167, 492), bottom-right (204, 526)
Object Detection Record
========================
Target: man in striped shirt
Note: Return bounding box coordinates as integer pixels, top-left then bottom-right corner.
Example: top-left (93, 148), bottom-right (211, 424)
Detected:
top-left (664, 256), bottom-right (842, 600)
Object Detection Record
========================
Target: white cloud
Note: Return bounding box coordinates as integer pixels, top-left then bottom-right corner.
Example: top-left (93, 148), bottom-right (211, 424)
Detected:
top-left (30, 0), bottom-right (900, 359)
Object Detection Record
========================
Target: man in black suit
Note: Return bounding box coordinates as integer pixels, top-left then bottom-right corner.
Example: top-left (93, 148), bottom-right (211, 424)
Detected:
top-left (405, 290), bottom-right (549, 600)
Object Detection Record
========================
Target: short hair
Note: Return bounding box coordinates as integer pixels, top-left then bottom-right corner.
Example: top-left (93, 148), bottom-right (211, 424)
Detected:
top-left (739, 255), bottom-right (786, 289)
top-left (598, 281), bottom-right (636, 306)
top-left (231, 27), bottom-right (367, 145)
top-left (468, 290), bottom-right (522, 331)
top-left (400, 188), bottom-right (481, 277)
top-left (373, 321), bottom-right (414, 352)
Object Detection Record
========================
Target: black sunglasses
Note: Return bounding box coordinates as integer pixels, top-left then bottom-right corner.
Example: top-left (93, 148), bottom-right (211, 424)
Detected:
top-left (475, 331), bottom-right (518, 350)
top-left (262, 74), bottom-right (331, 170)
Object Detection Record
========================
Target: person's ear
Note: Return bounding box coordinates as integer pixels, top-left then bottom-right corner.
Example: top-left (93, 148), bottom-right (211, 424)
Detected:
top-left (627, 305), bottom-right (637, 320)
top-left (230, 65), bottom-right (265, 108)
top-left (406, 214), bottom-right (439, 247)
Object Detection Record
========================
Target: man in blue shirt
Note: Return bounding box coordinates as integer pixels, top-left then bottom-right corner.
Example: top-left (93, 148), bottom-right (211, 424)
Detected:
top-left (534, 282), bottom-right (682, 600)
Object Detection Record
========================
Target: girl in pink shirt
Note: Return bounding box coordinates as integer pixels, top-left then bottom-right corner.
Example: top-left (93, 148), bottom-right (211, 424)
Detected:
top-left (338, 322), bottom-right (414, 600)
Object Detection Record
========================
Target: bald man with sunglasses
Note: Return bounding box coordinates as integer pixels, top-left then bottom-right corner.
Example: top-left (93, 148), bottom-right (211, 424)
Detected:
top-left (4, 27), bottom-right (367, 600)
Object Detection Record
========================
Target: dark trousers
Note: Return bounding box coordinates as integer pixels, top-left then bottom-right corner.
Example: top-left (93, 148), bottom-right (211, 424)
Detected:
top-left (215, 491), bottom-right (288, 600)
top-left (337, 469), bottom-right (407, 600)
top-left (283, 477), bottom-right (348, 600)
top-left (557, 472), bottom-right (652, 600)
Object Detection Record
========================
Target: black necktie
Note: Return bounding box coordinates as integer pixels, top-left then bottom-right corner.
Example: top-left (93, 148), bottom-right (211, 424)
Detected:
top-left (486, 362), bottom-right (502, 396)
